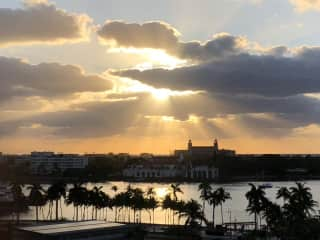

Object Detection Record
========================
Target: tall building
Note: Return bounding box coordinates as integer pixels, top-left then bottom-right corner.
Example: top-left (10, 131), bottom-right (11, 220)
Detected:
top-left (175, 139), bottom-right (235, 158)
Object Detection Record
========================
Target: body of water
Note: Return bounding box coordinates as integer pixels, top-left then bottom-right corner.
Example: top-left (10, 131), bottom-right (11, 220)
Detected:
top-left (15, 180), bottom-right (320, 224)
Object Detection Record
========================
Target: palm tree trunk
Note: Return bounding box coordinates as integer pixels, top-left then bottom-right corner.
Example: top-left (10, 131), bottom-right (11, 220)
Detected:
top-left (76, 206), bottom-right (79, 221)
top-left (56, 199), bottom-right (59, 221)
top-left (201, 200), bottom-right (205, 225)
top-left (212, 204), bottom-right (215, 228)
top-left (36, 206), bottom-right (39, 222)
top-left (254, 213), bottom-right (257, 231)
top-left (220, 204), bottom-right (224, 225)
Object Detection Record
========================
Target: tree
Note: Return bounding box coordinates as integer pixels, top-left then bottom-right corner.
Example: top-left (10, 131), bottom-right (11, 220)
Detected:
top-left (27, 184), bottom-right (47, 221)
top-left (276, 187), bottom-right (291, 205)
top-left (178, 199), bottom-right (208, 228)
top-left (47, 181), bottom-right (66, 221)
top-left (170, 183), bottom-right (183, 201)
top-left (66, 183), bottom-right (87, 221)
top-left (198, 182), bottom-right (212, 225)
top-left (207, 189), bottom-right (219, 228)
top-left (111, 185), bottom-right (118, 221)
top-left (245, 183), bottom-right (266, 230)
top-left (9, 181), bottom-right (28, 223)
top-left (170, 183), bottom-right (183, 224)
top-left (146, 187), bottom-right (158, 224)
top-left (215, 187), bottom-right (231, 225)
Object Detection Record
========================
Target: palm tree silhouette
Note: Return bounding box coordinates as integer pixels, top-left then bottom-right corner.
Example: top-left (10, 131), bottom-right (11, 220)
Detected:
top-left (178, 199), bottom-right (207, 228)
top-left (111, 185), bottom-right (118, 221)
top-left (170, 183), bottom-right (183, 201)
top-left (207, 189), bottom-right (219, 228)
top-left (276, 186), bottom-right (291, 205)
top-left (287, 182), bottom-right (317, 219)
top-left (146, 187), bottom-right (158, 224)
top-left (47, 181), bottom-right (66, 221)
top-left (169, 183), bottom-right (183, 224)
top-left (214, 187), bottom-right (231, 225)
top-left (66, 183), bottom-right (86, 221)
top-left (9, 181), bottom-right (28, 223)
top-left (198, 182), bottom-right (212, 225)
top-left (27, 184), bottom-right (47, 222)
top-left (245, 183), bottom-right (266, 230)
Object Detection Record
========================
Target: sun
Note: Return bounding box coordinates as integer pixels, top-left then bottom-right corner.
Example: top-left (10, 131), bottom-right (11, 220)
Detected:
top-left (151, 88), bottom-right (171, 101)
top-left (155, 187), bottom-right (169, 199)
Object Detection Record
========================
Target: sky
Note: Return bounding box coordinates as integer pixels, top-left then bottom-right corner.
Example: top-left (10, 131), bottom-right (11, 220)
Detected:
top-left (1, 0), bottom-right (320, 154)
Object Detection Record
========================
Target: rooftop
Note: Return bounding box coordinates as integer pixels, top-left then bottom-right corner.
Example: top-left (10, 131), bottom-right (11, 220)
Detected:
top-left (18, 221), bottom-right (129, 236)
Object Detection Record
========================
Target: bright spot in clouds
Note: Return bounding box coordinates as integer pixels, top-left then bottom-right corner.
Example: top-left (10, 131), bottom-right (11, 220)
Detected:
top-left (108, 47), bottom-right (187, 70)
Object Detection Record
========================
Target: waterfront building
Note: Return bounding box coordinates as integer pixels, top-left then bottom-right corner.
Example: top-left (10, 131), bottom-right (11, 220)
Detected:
top-left (14, 221), bottom-right (136, 240)
top-left (174, 139), bottom-right (236, 159)
top-left (186, 165), bottom-right (219, 180)
top-left (123, 164), bottom-right (184, 179)
top-left (123, 155), bottom-right (185, 179)
top-left (21, 152), bottom-right (88, 175)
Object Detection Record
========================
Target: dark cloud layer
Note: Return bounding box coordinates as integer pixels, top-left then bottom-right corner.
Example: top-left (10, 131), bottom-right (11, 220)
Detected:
top-left (0, 1), bottom-right (91, 46)
top-left (0, 56), bottom-right (112, 102)
top-left (113, 52), bottom-right (320, 97)
top-left (98, 21), bottom-right (243, 61)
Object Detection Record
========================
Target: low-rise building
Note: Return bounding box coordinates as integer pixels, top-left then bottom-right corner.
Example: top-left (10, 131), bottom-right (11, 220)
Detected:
top-left (123, 164), bottom-right (184, 179)
top-left (21, 152), bottom-right (88, 175)
top-left (186, 165), bottom-right (219, 180)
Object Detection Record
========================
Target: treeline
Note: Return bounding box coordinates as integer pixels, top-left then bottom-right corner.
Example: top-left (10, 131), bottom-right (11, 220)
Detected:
top-left (216, 155), bottom-right (320, 179)
top-left (6, 180), bottom-right (320, 239)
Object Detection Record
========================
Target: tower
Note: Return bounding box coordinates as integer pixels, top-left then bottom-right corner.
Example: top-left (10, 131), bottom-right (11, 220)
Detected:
top-left (188, 139), bottom-right (192, 151)
top-left (213, 139), bottom-right (219, 153)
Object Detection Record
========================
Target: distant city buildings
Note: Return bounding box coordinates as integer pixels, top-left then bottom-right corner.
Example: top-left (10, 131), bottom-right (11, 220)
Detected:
top-left (18, 152), bottom-right (88, 175)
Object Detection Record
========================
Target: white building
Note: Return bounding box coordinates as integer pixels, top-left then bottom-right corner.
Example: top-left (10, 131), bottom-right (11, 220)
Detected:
top-left (123, 164), bottom-right (184, 179)
top-left (186, 165), bottom-right (219, 180)
top-left (27, 152), bottom-right (88, 175)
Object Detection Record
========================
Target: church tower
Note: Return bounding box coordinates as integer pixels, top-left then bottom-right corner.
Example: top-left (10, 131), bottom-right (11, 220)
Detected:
top-left (188, 139), bottom-right (192, 151)
top-left (213, 139), bottom-right (219, 153)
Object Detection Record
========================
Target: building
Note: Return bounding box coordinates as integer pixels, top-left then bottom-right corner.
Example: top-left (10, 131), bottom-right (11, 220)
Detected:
top-left (14, 221), bottom-right (137, 240)
top-left (123, 155), bottom-right (185, 179)
top-left (123, 164), bottom-right (184, 179)
top-left (174, 139), bottom-right (236, 159)
top-left (186, 165), bottom-right (219, 180)
top-left (23, 152), bottom-right (88, 175)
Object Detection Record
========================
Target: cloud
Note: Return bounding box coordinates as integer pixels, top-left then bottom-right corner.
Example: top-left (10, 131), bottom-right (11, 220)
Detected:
top-left (97, 21), bottom-right (246, 61)
top-left (113, 49), bottom-right (320, 97)
top-left (0, 56), bottom-right (112, 102)
top-left (289, 0), bottom-right (320, 11)
top-left (98, 21), bottom-right (180, 53)
top-left (0, 0), bottom-right (92, 47)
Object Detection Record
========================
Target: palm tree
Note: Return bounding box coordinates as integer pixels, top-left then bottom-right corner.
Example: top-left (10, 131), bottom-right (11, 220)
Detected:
top-left (198, 182), bottom-right (212, 225)
top-left (245, 183), bottom-right (266, 230)
top-left (9, 181), bottom-right (28, 223)
top-left (66, 183), bottom-right (86, 221)
top-left (27, 184), bottom-right (47, 221)
top-left (287, 182), bottom-right (317, 219)
top-left (91, 186), bottom-right (103, 220)
top-left (162, 193), bottom-right (172, 225)
top-left (47, 181), bottom-right (66, 221)
top-left (169, 183), bottom-right (183, 224)
top-left (207, 189), bottom-right (219, 228)
top-left (111, 185), bottom-right (118, 221)
top-left (170, 183), bottom-right (183, 201)
top-left (215, 187), bottom-right (231, 225)
top-left (146, 187), bottom-right (158, 224)
top-left (178, 199), bottom-right (208, 228)
top-left (277, 186), bottom-right (291, 205)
